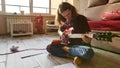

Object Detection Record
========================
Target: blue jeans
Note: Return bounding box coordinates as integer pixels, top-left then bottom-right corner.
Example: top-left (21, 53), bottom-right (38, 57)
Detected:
top-left (69, 45), bottom-right (94, 60)
top-left (46, 44), bottom-right (68, 58)
top-left (46, 44), bottom-right (94, 60)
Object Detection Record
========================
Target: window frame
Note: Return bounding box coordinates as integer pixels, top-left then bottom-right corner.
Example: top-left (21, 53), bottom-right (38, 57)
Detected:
top-left (1, 0), bottom-right (52, 15)
top-left (0, 0), bottom-right (65, 15)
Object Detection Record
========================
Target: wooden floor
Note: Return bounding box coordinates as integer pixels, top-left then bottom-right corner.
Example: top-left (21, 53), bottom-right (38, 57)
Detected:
top-left (0, 34), bottom-right (120, 68)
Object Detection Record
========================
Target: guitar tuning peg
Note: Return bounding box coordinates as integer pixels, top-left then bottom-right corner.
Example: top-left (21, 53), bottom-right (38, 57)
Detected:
top-left (108, 32), bottom-right (112, 35)
top-left (104, 38), bottom-right (106, 41)
top-left (96, 32), bottom-right (99, 34)
top-left (97, 38), bottom-right (101, 40)
top-left (102, 38), bottom-right (105, 41)
top-left (95, 37), bottom-right (99, 40)
top-left (103, 32), bottom-right (106, 35)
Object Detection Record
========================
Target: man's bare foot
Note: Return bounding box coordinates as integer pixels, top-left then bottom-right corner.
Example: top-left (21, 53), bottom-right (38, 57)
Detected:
top-left (73, 56), bottom-right (82, 66)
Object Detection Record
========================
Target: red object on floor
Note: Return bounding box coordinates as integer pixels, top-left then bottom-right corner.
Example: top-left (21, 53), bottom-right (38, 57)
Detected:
top-left (34, 15), bottom-right (44, 34)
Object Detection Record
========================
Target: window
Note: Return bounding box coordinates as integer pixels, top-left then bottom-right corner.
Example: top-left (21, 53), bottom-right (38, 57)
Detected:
top-left (0, 0), bottom-right (1, 11)
top-left (51, 0), bottom-right (63, 15)
top-left (3, 0), bottom-right (64, 15)
top-left (33, 0), bottom-right (49, 13)
top-left (5, 0), bottom-right (29, 14)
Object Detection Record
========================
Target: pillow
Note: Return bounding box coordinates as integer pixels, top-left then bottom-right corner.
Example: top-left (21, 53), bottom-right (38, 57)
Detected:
top-left (109, 0), bottom-right (120, 4)
top-left (102, 10), bottom-right (120, 20)
top-left (88, 0), bottom-right (108, 8)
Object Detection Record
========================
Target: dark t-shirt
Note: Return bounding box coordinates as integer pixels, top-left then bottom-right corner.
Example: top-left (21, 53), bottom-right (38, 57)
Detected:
top-left (60, 14), bottom-right (91, 45)
top-left (72, 14), bottom-right (91, 33)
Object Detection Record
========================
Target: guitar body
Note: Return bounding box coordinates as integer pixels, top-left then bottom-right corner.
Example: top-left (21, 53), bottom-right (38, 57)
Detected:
top-left (51, 40), bottom-right (62, 45)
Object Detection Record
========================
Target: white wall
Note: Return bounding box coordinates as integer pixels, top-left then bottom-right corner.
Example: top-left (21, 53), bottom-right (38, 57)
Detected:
top-left (51, 0), bottom-right (63, 15)
top-left (67, 0), bottom-right (89, 14)
top-left (77, 0), bottom-right (89, 14)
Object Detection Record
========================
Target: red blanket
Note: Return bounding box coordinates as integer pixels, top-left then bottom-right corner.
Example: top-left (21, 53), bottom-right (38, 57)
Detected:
top-left (88, 20), bottom-right (120, 31)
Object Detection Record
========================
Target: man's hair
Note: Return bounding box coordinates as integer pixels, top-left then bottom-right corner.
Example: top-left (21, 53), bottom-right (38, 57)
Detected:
top-left (57, 2), bottom-right (78, 25)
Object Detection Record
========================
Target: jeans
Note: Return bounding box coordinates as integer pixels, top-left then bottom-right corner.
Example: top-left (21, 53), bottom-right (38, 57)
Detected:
top-left (46, 44), bottom-right (68, 58)
top-left (69, 45), bottom-right (94, 60)
top-left (46, 44), bottom-right (94, 60)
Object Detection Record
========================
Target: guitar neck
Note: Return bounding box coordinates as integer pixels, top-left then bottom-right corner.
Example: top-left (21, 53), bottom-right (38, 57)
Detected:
top-left (68, 34), bottom-right (94, 38)
top-left (68, 32), bottom-right (120, 42)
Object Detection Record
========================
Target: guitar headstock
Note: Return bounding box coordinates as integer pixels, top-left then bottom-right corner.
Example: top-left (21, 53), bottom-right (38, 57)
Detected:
top-left (93, 32), bottom-right (119, 42)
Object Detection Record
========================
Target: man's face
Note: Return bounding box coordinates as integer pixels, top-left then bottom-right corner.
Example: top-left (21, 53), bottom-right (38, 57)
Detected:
top-left (61, 9), bottom-right (72, 21)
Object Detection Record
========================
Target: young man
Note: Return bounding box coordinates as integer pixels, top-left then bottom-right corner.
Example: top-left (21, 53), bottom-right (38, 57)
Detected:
top-left (46, 2), bottom-right (94, 66)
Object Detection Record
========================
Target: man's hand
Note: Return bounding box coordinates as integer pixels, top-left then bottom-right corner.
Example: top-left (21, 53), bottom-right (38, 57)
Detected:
top-left (81, 34), bottom-right (92, 44)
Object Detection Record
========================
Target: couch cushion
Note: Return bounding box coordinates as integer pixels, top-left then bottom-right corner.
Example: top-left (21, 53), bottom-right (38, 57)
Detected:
top-left (88, 20), bottom-right (120, 31)
top-left (88, 0), bottom-right (108, 7)
top-left (102, 10), bottom-right (120, 20)
top-left (84, 6), bottom-right (106, 20)
top-left (109, 0), bottom-right (120, 4)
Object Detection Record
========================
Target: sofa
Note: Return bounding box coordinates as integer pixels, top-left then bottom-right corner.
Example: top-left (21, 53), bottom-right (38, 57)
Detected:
top-left (84, 0), bottom-right (120, 54)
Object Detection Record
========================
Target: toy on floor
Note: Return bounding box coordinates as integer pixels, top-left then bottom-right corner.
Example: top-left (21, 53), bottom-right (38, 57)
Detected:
top-left (0, 45), bottom-right (46, 55)
top-left (10, 46), bottom-right (19, 53)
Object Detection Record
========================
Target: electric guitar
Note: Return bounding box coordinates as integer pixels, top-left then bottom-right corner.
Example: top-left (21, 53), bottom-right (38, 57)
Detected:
top-left (68, 32), bottom-right (120, 42)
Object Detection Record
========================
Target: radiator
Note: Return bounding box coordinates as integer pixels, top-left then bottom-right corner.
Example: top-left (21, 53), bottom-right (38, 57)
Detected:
top-left (6, 15), bottom-right (34, 36)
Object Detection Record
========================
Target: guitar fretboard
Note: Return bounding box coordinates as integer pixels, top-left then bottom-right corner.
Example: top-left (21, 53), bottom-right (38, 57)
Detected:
top-left (68, 34), bottom-right (94, 38)
top-left (68, 32), bottom-right (120, 42)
